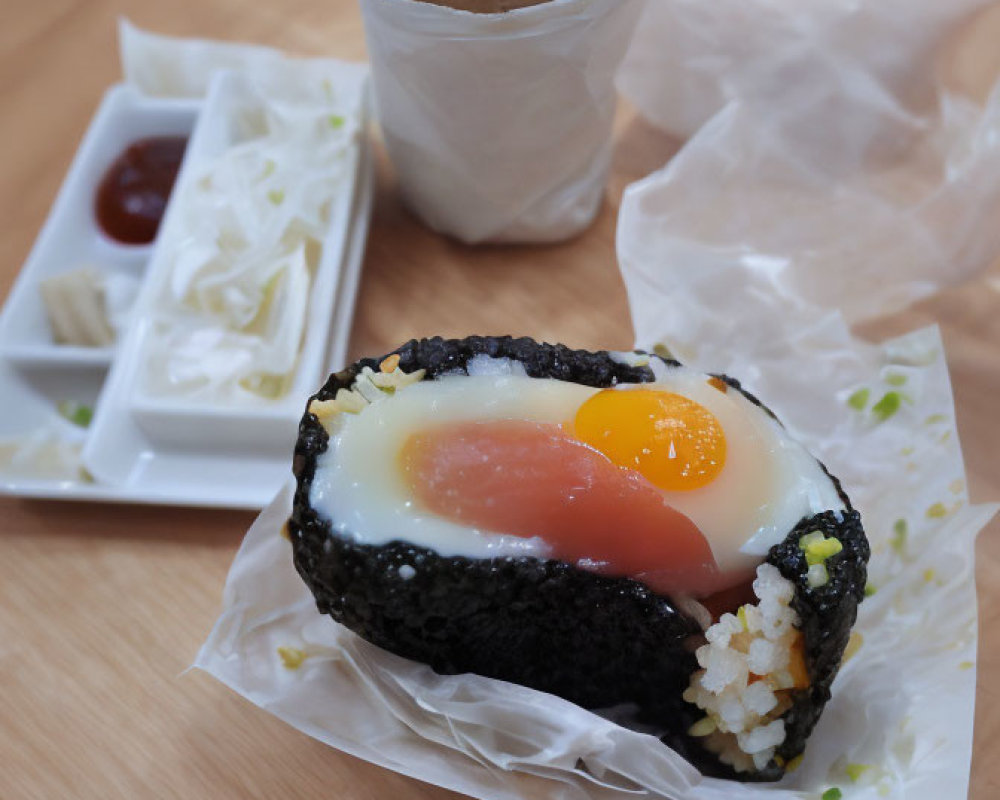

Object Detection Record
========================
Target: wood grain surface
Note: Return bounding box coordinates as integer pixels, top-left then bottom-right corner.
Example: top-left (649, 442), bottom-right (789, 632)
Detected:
top-left (2, 2), bottom-right (998, 799)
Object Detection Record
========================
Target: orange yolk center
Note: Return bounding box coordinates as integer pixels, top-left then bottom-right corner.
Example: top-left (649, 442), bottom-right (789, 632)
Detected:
top-left (399, 419), bottom-right (722, 597)
top-left (574, 388), bottom-right (727, 492)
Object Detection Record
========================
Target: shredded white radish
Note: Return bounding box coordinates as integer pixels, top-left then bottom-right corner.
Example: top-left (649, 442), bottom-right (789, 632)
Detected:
top-left (141, 70), bottom-right (359, 402)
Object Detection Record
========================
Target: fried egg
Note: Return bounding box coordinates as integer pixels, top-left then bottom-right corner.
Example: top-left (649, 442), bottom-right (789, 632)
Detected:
top-left (309, 355), bottom-right (844, 597)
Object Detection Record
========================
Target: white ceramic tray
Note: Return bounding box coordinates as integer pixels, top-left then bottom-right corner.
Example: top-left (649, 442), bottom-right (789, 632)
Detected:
top-left (0, 75), bottom-right (373, 509)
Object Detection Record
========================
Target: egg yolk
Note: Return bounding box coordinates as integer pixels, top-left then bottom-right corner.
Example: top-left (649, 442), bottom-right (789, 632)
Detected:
top-left (574, 389), bottom-right (726, 492)
top-left (400, 419), bottom-right (722, 597)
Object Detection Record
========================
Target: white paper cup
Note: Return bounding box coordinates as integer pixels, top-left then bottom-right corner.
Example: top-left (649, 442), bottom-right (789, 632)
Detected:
top-left (359, 0), bottom-right (646, 244)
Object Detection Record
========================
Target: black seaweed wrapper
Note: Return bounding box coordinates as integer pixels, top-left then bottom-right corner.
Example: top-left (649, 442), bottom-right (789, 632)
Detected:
top-left (288, 336), bottom-right (870, 782)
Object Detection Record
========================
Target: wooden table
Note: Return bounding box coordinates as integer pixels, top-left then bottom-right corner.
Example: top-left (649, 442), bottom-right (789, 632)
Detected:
top-left (2, 2), bottom-right (998, 798)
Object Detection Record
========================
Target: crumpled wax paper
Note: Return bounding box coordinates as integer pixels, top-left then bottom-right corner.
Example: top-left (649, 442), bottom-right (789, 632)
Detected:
top-left (195, 4), bottom-right (999, 799)
top-left (358, 0), bottom-right (645, 244)
top-left (617, 0), bottom-right (1000, 325)
top-left (196, 318), bottom-right (994, 800)
top-left (618, 0), bottom-right (998, 141)
top-left (119, 21), bottom-right (370, 104)
top-left (119, 19), bottom-right (285, 97)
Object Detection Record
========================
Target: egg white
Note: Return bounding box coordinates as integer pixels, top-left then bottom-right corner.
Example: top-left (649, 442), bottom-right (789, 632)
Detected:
top-left (309, 360), bottom-right (844, 576)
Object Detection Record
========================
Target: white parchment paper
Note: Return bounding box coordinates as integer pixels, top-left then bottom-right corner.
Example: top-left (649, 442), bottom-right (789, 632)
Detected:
top-left (358, 0), bottom-right (645, 244)
top-left (196, 320), bottom-right (995, 799)
top-left (616, 0), bottom-right (1000, 327)
top-left (618, 0), bottom-right (998, 141)
top-left (120, 20), bottom-right (285, 98)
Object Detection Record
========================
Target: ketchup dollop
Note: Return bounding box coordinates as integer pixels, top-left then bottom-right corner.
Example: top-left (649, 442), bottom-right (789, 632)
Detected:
top-left (95, 136), bottom-right (187, 245)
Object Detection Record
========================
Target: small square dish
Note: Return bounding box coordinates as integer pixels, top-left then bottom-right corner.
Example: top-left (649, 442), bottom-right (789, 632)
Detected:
top-left (0, 84), bottom-right (198, 367)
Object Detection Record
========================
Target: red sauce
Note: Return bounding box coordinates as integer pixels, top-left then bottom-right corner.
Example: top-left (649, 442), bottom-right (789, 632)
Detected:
top-left (95, 136), bottom-right (187, 245)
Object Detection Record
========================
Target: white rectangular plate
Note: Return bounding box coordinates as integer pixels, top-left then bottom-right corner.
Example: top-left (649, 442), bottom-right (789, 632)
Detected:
top-left (0, 78), bottom-right (373, 509)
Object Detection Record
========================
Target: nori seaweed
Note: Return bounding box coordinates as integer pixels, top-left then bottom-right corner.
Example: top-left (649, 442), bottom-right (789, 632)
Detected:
top-left (769, 509), bottom-right (869, 767)
top-left (288, 335), bottom-right (869, 782)
top-left (665, 507), bottom-right (868, 783)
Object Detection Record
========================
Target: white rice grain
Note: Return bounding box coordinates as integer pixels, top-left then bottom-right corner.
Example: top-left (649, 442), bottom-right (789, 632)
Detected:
top-left (685, 563), bottom-right (803, 773)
